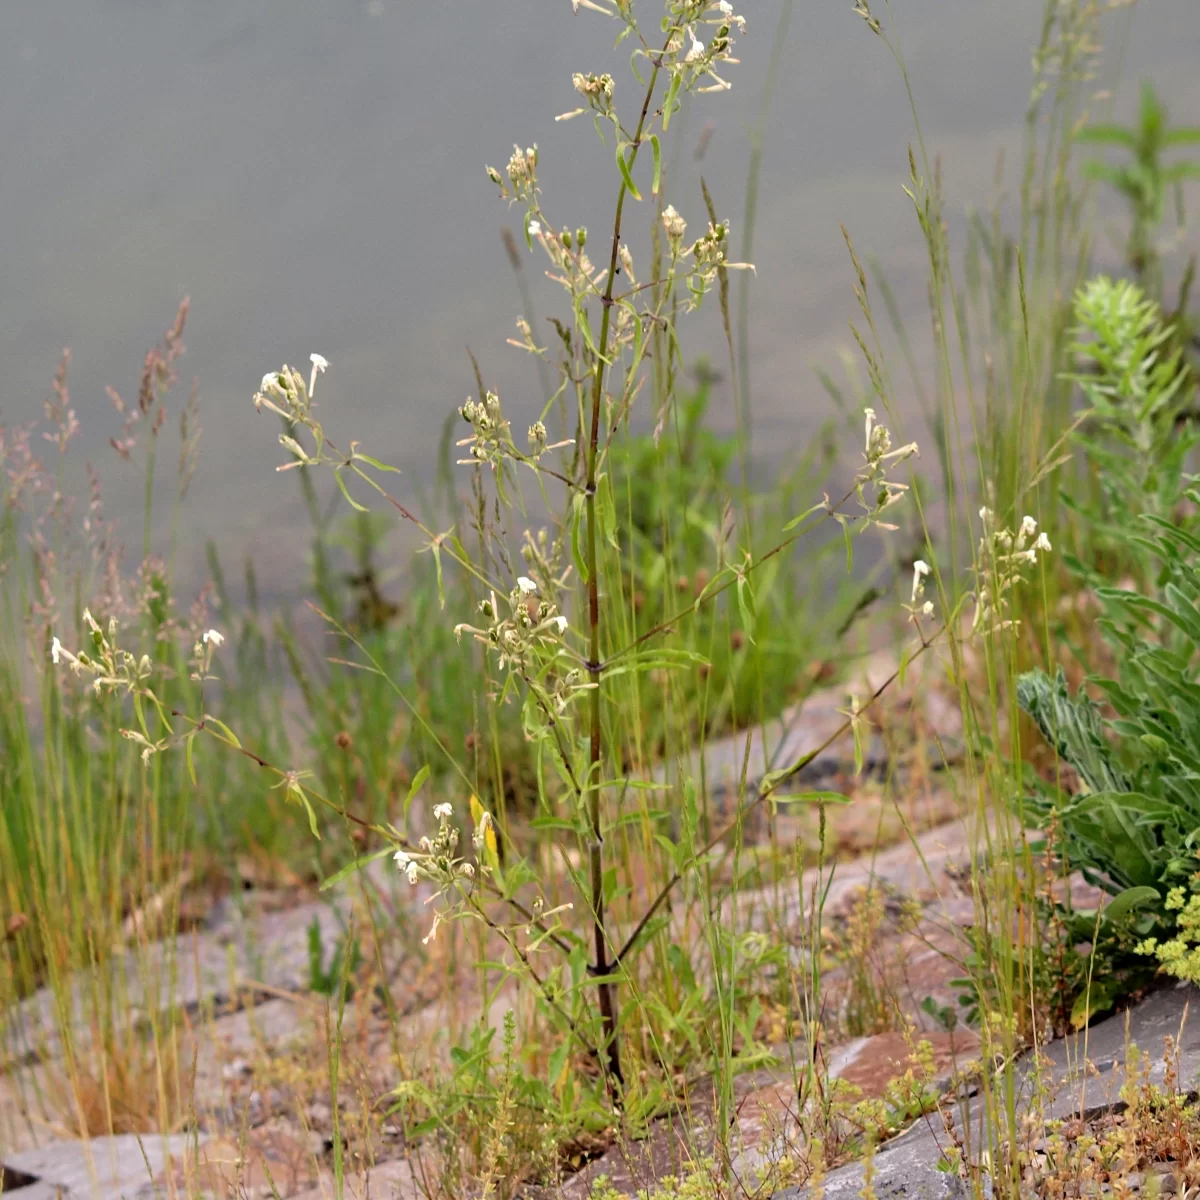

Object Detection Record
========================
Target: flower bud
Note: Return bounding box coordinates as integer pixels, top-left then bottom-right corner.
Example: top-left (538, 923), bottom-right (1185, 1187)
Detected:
top-left (662, 205), bottom-right (687, 246)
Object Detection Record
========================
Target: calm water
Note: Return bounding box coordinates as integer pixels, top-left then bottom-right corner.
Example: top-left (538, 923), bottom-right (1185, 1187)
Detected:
top-left (2, 1), bottom-right (1198, 595)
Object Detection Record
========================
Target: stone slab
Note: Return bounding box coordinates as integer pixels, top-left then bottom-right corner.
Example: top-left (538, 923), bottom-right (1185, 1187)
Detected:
top-left (1, 1133), bottom-right (204, 1199)
top-left (3, 897), bottom-right (357, 1068)
top-left (772, 982), bottom-right (1200, 1198)
top-left (661, 649), bottom-right (962, 808)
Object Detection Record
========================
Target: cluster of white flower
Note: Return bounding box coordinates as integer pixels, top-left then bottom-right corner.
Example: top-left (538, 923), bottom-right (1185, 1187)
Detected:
top-left (486, 145), bottom-right (539, 204)
top-left (454, 575), bottom-right (571, 675)
top-left (457, 391), bottom-right (510, 467)
top-left (50, 608), bottom-right (152, 700)
top-left (254, 354), bottom-right (328, 422)
top-left (393, 800), bottom-right (497, 944)
top-left (853, 408), bottom-right (919, 528)
top-left (571, 71), bottom-right (615, 114)
top-left (48, 610), bottom-right (226, 764)
top-left (457, 391), bottom-right (571, 469)
top-left (972, 507), bottom-right (1052, 635)
top-left (252, 354), bottom-right (331, 471)
top-left (665, 0), bottom-right (747, 92)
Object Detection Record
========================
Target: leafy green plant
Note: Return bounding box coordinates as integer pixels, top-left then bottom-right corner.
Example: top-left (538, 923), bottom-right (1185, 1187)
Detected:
top-left (1016, 275), bottom-right (1200, 1017)
top-left (305, 915), bottom-right (363, 1000)
top-left (1077, 82), bottom-right (1200, 292)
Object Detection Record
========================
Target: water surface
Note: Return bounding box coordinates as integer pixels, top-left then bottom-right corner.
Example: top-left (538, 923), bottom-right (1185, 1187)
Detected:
top-left (2, 1), bottom-right (1198, 595)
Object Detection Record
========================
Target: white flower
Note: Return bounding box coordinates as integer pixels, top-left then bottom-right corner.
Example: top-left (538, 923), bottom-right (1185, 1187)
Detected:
top-left (718, 0), bottom-right (733, 12)
top-left (1034, 531), bottom-right (1052, 553)
top-left (553, 614), bottom-right (568, 633)
top-left (911, 559), bottom-right (931, 603)
top-left (473, 810), bottom-right (494, 850)
top-left (433, 802), bottom-right (453, 822)
top-left (308, 354), bottom-right (329, 397)
top-left (394, 848), bottom-right (411, 869)
top-left (82, 608), bottom-right (99, 633)
top-left (685, 28), bottom-right (705, 61)
top-left (517, 576), bottom-right (538, 595)
top-left (202, 629), bottom-right (225, 647)
top-left (406, 861), bottom-right (419, 886)
top-left (51, 637), bottom-right (62, 665)
top-left (528, 220), bottom-right (542, 237)
top-left (979, 506), bottom-right (993, 525)
top-left (662, 205), bottom-right (687, 242)
top-left (1019, 515), bottom-right (1038, 540)
top-left (921, 601), bottom-right (934, 617)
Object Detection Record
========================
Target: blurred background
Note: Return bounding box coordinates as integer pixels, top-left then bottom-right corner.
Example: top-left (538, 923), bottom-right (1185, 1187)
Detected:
top-left (2, 0), bottom-right (1197, 597)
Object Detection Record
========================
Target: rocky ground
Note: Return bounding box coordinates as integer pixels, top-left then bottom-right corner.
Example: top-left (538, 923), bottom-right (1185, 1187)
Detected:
top-left (3, 649), bottom-right (1181, 1199)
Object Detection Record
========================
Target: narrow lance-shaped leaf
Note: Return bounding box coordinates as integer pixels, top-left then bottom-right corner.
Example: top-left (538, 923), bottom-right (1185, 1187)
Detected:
top-left (616, 142), bottom-right (642, 201)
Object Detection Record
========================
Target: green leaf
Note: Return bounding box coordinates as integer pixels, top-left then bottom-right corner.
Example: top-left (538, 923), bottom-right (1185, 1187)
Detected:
top-left (320, 846), bottom-right (395, 892)
top-left (296, 790), bottom-right (321, 840)
top-left (1101, 885), bottom-right (1160, 924)
top-left (571, 490), bottom-right (589, 584)
top-left (1162, 163), bottom-right (1200, 184)
top-left (353, 452), bottom-right (402, 474)
top-left (759, 749), bottom-right (819, 797)
top-left (850, 712), bottom-right (864, 775)
top-left (432, 540), bottom-right (445, 609)
top-left (597, 473), bottom-right (619, 551)
top-left (616, 142), bottom-right (642, 201)
top-left (530, 815), bottom-right (585, 834)
top-left (783, 501), bottom-right (826, 532)
top-left (185, 733), bottom-right (197, 786)
top-left (662, 72), bottom-right (682, 131)
top-left (1074, 123), bottom-right (1138, 148)
top-left (1070, 979), bottom-right (1117, 1030)
top-left (735, 573), bottom-right (757, 645)
top-left (404, 764), bottom-right (431, 821)
top-left (649, 134), bottom-right (662, 196)
top-left (205, 716), bottom-right (242, 749)
top-left (771, 790), bottom-right (851, 805)
top-left (334, 469), bottom-right (369, 513)
top-left (602, 647), bottom-right (709, 680)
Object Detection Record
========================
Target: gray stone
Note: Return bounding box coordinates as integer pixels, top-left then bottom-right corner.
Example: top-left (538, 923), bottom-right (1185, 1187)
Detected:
top-left (660, 650), bottom-right (962, 811)
top-left (1, 1183), bottom-right (65, 1200)
top-left (771, 1117), bottom-right (984, 1199)
top-left (772, 982), bottom-right (1200, 1199)
top-left (1027, 980), bottom-right (1200, 1121)
top-left (1, 1133), bottom-right (204, 1199)
top-left (4, 896), bottom-right (359, 1067)
top-left (288, 1155), bottom-right (428, 1199)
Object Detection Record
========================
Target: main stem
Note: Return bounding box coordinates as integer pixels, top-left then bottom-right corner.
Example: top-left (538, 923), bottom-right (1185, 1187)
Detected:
top-left (584, 59), bottom-right (662, 1096)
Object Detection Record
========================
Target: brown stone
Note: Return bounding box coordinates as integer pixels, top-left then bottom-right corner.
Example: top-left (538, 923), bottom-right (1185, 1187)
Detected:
top-left (827, 1029), bottom-right (980, 1100)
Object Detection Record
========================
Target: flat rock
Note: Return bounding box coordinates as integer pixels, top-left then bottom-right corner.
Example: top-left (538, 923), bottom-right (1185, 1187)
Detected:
top-left (825, 1030), bottom-right (980, 1097)
top-left (288, 1155), bottom-right (428, 1199)
top-left (772, 982), bottom-right (1200, 1198)
top-left (1, 1133), bottom-right (203, 1199)
top-left (4, 897), bottom-right (360, 1069)
top-left (772, 1119), bottom-right (981, 1199)
top-left (661, 649), bottom-right (961, 810)
top-left (148, 1123), bottom-right (323, 1197)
